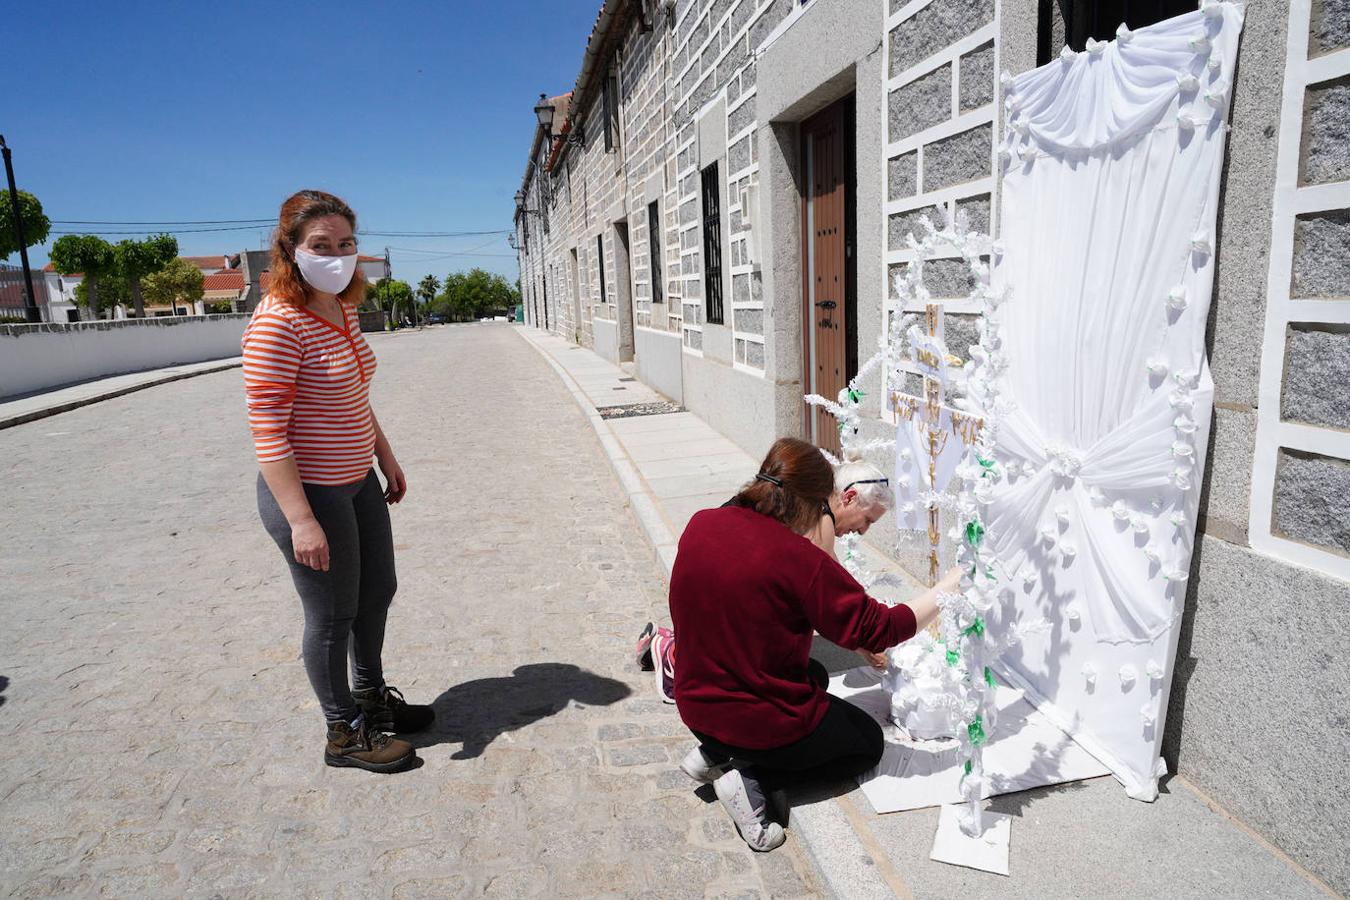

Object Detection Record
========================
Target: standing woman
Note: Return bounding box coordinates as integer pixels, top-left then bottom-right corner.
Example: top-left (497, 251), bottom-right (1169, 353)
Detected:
top-left (244, 190), bottom-right (432, 774)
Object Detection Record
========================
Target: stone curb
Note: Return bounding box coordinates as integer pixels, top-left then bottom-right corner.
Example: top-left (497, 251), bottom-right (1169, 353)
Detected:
top-left (0, 360), bottom-right (244, 431)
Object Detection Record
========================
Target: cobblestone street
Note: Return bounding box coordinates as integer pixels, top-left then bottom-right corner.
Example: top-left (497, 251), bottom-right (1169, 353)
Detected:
top-left (0, 324), bottom-right (822, 898)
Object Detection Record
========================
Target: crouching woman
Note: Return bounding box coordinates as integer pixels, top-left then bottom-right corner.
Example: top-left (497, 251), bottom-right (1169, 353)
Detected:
top-left (669, 437), bottom-right (958, 851)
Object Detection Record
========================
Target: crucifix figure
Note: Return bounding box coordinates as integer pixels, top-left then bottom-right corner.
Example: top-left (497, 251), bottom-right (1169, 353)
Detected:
top-left (892, 303), bottom-right (985, 628)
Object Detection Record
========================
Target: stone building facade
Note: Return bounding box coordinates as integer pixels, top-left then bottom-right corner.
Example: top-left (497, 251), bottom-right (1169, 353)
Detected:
top-left (515, 0), bottom-right (1349, 890)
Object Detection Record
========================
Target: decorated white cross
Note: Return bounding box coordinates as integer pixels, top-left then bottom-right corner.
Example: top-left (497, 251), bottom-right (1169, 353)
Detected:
top-left (891, 302), bottom-right (985, 615)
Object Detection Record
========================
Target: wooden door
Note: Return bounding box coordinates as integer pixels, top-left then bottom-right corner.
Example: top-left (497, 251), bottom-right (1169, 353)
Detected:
top-left (801, 99), bottom-right (850, 454)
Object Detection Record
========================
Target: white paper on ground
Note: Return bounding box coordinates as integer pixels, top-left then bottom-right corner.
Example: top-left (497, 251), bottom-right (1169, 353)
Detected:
top-left (829, 667), bottom-right (1109, 814)
top-left (931, 805), bottom-right (1012, 876)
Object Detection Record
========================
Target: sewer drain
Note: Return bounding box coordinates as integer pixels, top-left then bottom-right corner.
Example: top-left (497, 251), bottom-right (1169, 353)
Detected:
top-left (595, 401), bottom-right (686, 419)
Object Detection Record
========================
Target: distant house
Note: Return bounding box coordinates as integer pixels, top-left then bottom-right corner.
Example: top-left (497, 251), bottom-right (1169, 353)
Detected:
top-left (41, 264), bottom-right (82, 322)
top-left (358, 254), bottom-right (386, 283)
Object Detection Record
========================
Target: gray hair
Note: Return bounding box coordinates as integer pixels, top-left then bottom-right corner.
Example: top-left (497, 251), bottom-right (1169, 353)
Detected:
top-left (834, 460), bottom-right (894, 510)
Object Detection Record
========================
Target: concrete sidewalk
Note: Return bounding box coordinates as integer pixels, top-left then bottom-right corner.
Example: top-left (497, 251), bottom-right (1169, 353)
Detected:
top-left (0, 358), bottom-right (244, 430)
top-left (516, 325), bottom-right (1335, 900)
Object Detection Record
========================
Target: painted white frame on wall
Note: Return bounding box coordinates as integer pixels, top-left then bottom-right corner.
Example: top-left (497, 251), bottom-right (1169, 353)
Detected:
top-left (1249, 0), bottom-right (1350, 581)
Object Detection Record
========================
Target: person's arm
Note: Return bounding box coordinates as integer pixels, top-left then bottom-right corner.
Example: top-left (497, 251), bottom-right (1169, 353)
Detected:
top-left (802, 560), bottom-right (963, 653)
top-left (244, 312), bottom-right (329, 571)
top-left (371, 408), bottom-right (406, 504)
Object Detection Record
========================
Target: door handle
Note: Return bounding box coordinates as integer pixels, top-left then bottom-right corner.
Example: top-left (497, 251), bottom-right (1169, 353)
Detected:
top-left (815, 300), bottom-right (837, 309)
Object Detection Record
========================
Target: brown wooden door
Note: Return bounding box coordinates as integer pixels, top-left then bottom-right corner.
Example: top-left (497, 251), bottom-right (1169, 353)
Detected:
top-left (801, 100), bottom-right (849, 454)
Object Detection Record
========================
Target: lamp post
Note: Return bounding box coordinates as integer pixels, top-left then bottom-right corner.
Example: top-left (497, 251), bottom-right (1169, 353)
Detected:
top-left (0, 135), bottom-right (41, 324)
top-left (533, 94), bottom-right (585, 149)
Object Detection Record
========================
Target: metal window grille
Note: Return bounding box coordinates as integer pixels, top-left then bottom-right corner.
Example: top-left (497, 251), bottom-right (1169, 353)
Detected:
top-left (603, 75), bottom-right (620, 152)
top-left (648, 201), bottom-right (663, 304)
top-left (701, 163), bottom-right (724, 325)
top-left (597, 235), bottom-right (607, 306)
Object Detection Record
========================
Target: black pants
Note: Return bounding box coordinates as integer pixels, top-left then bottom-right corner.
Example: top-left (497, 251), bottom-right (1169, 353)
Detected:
top-left (693, 659), bottom-right (885, 791)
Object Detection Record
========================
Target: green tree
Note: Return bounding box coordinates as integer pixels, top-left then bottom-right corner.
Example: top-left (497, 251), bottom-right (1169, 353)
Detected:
top-left (367, 278), bottom-right (415, 328)
top-left (416, 274), bottom-right (440, 322)
top-left (0, 189), bottom-right (51, 261)
top-left (114, 233), bottom-right (179, 318)
top-left (142, 256), bottom-right (205, 315)
top-left (49, 234), bottom-right (116, 320)
top-left (74, 270), bottom-right (132, 317)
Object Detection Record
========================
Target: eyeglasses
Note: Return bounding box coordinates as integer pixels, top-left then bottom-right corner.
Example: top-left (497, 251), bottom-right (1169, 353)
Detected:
top-left (842, 477), bottom-right (890, 493)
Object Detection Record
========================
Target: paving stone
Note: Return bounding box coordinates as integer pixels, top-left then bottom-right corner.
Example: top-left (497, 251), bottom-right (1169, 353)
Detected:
top-left (0, 325), bottom-right (810, 895)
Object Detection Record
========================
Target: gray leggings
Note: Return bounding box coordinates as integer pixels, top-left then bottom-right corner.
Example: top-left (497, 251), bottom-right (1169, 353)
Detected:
top-left (257, 469), bottom-right (397, 724)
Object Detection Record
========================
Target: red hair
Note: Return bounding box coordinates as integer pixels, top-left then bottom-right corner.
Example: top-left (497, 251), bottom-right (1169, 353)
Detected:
top-left (267, 189), bottom-right (367, 307)
top-left (730, 437), bottom-right (835, 535)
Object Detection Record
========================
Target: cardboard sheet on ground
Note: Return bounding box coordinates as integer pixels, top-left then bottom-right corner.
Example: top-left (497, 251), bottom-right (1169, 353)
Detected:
top-left (828, 667), bottom-right (1108, 814)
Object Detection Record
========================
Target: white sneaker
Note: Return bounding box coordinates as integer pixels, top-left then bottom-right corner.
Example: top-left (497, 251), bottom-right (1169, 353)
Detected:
top-left (680, 745), bottom-right (726, 784)
top-left (713, 769), bottom-right (786, 852)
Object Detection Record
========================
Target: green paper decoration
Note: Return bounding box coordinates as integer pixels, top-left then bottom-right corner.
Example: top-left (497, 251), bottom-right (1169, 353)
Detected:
top-left (946, 648), bottom-right (960, 666)
top-left (964, 760), bottom-right (973, 775)
top-left (962, 616), bottom-right (986, 639)
top-left (968, 715), bottom-right (987, 747)
top-left (984, 666), bottom-right (996, 687)
top-left (965, 520), bottom-right (985, 548)
top-left (847, 387), bottom-right (865, 404)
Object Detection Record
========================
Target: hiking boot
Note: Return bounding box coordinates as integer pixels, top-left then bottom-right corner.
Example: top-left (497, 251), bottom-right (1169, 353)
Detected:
top-left (714, 769), bottom-right (786, 852)
top-left (352, 684), bottom-right (435, 734)
top-left (324, 720), bottom-right (416, 773)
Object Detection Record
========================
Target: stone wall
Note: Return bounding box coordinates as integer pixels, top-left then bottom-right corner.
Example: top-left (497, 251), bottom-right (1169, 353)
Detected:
top-left (0, 315), bottom-right (249, 398)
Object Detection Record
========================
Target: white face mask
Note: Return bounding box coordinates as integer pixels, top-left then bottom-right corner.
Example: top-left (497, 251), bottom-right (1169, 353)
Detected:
top-left (294, 248), bottom-right (358, 294)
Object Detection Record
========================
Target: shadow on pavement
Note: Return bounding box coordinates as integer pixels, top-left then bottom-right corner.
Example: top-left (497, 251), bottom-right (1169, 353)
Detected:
top-left (407, 663), bottom-right (631, 758)
top-left (0, 674), bottom-right (7, 708)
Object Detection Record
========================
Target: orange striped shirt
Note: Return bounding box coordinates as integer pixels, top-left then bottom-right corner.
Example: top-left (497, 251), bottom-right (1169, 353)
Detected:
top-left (242, 296), bottom-right (378, 485)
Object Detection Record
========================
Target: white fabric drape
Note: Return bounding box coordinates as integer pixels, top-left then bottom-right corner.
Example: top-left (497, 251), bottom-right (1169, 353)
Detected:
top-left (984, 4), bottom-right (1244, 799)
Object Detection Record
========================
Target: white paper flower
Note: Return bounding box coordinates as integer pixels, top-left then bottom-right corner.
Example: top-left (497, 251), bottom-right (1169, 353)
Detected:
top-left (997, 147), bottom-right (1013, 165)
top-left (1046, 445), bottom-right (1084, 479)
top-left (1189, 35), bottom-right (1211, 53)
top-left (1208, 55), bottom-right (1222, 72)
top-left (1000, 70), bottom-right (1014, 89)
top-left (1146, 659), bottom-right (1165, 680)
top-left (1055, 504), bottom-right (1071, 525)
top-left (1140, 703), bottom-right (1156, 726)
top-left (1040, 524), bottom-right (1058, 545)
top-left (1116, 22), bottom-right (1134, 42)
top-left (1174, 415), bottom-right (1198, 435)
top-left (1167, 285), bottom-right (1188, 312)
top-left (902, 502), bottom-right (915, 514)
top-left (1201, 0), bottom-right (1225, 18)
top-left (1083, 662), bottom-right (1098, 685)
top-left (900, 447), bottom-right (912, 461)
top-left (1150, 496), bottom-right (1163, 511)
top-left (1169, 511), bottom-right (1187, 529)
top-left (1177, 111), bottom-right (1199, 132)
top-left (1170, 391), bottom-right (1195, 412)
top-left (1144, 544), bottom-right (1162, 564)
top-left (1111, 500), bottom-right (1131, 521)
top-left (1088, 486), bottom-right (1106, 505)
top-left (1132, 515), bottom-right (1151, 535)
top-left (1163, 567), bottom-right (1189, 583)
top-left (1176, 73), bottom-right (1200, 92)
top-left (1172, 468), bottom-right (1193, 490)
top-left (1060, 45), bottom-right (1077, 61)
top-left (1190, 232), bottom-right (1213, 255)
top-left (1086, 38), bottom-right (1106, 55)
top-left (1172, 442), bottom-right (1194, 460)
top-left (1174, 369), bottom-right (1201, 389)
top-left (1066, 602), bottom-right (1082, 622)
top-left (1014, 119), bottom-right (1031, 137)
top-left (1119, 664), bottom-right (1137, 688)
top-left (1023, 571), bottom-right (1038, 591)
top-left (1061, 542), bottom-right (1078, 561)
top-left (1147, 358), bottom-right (1169, 379)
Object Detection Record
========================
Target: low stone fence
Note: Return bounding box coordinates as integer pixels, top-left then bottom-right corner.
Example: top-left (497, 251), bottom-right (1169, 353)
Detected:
top-left (0, 314), bottom-right (251, 399)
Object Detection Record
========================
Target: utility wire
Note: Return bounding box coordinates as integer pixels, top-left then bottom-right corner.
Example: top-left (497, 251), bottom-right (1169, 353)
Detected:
top-left (51, 218), bottom-right (274, 225)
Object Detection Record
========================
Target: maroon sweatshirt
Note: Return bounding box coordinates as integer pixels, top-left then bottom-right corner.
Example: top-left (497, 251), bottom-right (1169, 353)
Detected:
top-left (669, 505), bottom-right (917, 750)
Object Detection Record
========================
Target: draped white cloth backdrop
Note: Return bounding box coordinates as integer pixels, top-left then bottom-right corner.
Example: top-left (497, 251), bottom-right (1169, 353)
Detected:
top-left (981, 5), bottom-right (1241, 800)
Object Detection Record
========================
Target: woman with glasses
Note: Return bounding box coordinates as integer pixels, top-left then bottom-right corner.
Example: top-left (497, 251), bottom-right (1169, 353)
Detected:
top-left (668, 437), bottom-right (959, 852)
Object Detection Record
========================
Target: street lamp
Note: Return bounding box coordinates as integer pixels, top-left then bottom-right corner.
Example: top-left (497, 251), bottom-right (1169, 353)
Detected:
top-left (533, 94), bottom-right (585, 148)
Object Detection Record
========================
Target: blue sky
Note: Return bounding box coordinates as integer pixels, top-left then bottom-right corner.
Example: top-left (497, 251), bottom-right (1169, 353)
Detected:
top-left (6, 1), bottom-right (600, 287)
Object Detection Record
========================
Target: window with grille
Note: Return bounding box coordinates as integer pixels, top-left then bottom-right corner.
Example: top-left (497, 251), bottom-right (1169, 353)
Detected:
top-left (1039, 0), bottom-right (1194, 62)
top-left (603, 74), bottom-right (620, 153)
top-left (648, 201), bottom-right (663, 305)
top-left (596, 235), bottom-right (607, 306)
top-left (701, 163), bottom-right (724, 325)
